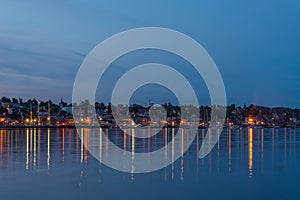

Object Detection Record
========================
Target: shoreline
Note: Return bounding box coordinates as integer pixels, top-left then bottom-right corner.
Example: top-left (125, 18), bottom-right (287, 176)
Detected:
top-left (0, 125), bottom-right (298, 129)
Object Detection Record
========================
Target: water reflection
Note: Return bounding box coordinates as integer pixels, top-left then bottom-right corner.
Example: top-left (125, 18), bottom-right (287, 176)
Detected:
top-left (248, 128), bottom-right (253, 178)
top-left (0, 127), bottom-right (299, 181)
top-left (47, 128), bottom-right (50, 169)
top-left (228, 128), bottom-right (232, 172)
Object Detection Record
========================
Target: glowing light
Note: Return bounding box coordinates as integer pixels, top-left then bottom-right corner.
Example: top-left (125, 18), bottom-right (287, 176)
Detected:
top-left (248, 117), bottom-right (254, 125)
top-left (172, 128), bottom-right (175, 180)
top-left (33, 129), bottom-right (36, 169)
top-left (47, 128), bottom-right (50, 169)
top-left (26, 129), bottom-right (29, 170)
top-left (249, 128), bottom-right (253, 178)
top-left (131, 129), bottom-right (135, 176)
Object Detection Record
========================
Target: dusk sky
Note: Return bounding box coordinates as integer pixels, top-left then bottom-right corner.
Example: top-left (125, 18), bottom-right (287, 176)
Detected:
top-left (0, 0), bottom-right (299, 107)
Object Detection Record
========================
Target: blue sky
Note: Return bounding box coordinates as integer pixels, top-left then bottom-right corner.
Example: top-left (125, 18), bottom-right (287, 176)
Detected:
top-left (0, 0), bottom-right (299, 107)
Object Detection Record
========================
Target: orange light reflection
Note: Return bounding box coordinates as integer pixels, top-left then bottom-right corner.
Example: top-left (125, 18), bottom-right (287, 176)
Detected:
top-left (249, 128), bottom-right (253, 178)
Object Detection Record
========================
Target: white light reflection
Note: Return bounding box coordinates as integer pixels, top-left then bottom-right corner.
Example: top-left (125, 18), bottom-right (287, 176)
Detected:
top-left (47, 128), bottom-right (50, 169)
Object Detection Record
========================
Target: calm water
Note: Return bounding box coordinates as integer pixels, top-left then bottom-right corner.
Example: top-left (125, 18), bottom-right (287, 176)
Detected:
top-left (0, 127), bottom-right (299, 200)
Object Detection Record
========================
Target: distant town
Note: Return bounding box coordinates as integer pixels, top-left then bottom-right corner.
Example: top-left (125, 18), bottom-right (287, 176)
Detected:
top-left (0, 96), bottom-right (299, 129)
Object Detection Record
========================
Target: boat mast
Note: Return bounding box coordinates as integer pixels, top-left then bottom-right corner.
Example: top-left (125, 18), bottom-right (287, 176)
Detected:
top-left (37, 100), bottom-right (40, 125)
top-left (48, 102), bottom-right (51, 125)
top-left (30, 101), bottom-right (33, 124)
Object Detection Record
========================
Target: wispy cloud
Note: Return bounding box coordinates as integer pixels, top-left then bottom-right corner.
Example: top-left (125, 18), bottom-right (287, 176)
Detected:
top-left (0, 71), bottom-right (73, 101)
